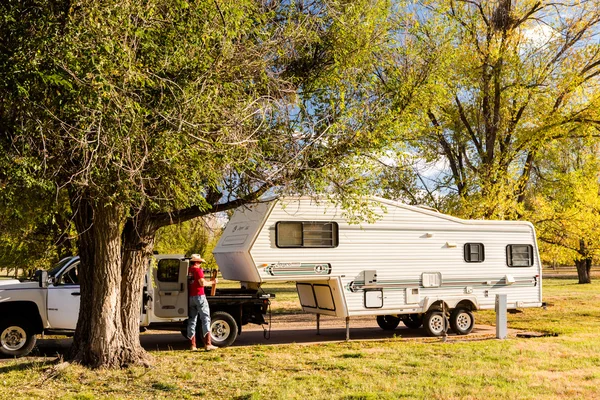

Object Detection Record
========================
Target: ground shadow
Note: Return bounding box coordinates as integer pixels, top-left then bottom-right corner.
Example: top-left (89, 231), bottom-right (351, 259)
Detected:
top-left (1, 324), bottom-right (498, 362)
top-left (0, 358), bottom-right (60, 373)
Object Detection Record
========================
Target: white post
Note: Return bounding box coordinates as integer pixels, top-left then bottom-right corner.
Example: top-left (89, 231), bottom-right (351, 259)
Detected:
top-left (345, 317), bottom-right (350, 341)
top-left (495, 294), bottom-right (508, 339)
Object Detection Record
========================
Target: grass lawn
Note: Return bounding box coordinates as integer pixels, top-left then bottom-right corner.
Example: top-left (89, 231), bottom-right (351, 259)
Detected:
top-left (1, 278), bottom-right (599, 399)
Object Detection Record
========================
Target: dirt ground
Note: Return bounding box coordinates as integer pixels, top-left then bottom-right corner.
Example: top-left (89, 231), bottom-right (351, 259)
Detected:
top-left (10, 314), bottom-right (518, 360)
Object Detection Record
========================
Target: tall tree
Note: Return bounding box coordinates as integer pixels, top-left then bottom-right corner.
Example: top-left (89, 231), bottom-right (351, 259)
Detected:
top-left (380, 0), bottom-right (600, 218)
top-left (526, 137), bottom-right (600, 283)
top-left (1, 0), bottom-right (407, 367)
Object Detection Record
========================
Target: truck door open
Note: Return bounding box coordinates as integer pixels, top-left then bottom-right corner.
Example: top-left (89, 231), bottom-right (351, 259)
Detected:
top-left (152, 257), bottom-right (188, 319)
top-left (47, 260), bottom-right (81, 330)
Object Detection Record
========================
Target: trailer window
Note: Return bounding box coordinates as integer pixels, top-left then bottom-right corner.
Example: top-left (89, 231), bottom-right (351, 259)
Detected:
top-left (464, 243), bottom-right (484, 263)
top-left (276, 221), bottom-right (338, 248)
top-left (157, 259), bottom-right (180, 282)
top-left (506, 245), bottom-right (534, 267)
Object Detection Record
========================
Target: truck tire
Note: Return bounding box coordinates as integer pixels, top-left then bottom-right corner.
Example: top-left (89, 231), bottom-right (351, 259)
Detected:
top-left (423, 310), bottom-right (447, 337)
top-left (402, 314), bottom-right (423, 329)
top-left (209, 311), bottom-right (238, 348)
top-left (0, 319), bottom-right (37, 358)
top-left (181, 319), bottom-right (190, 339)
top-left (376, 315), bottom-right (400, 330)
top-left (449, 308), bottom-right (474, 335)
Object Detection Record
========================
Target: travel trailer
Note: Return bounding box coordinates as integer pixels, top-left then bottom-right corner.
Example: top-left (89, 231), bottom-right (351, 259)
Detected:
top-left (213, 197), bottom-right (543, 337)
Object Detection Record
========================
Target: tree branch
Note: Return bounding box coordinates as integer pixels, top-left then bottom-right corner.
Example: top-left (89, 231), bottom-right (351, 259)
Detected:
top-left (151, 184), bottom-right (270, 229)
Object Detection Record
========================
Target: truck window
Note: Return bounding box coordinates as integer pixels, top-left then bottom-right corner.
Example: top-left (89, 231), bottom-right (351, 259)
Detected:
top-left (49, 257), bottom-right (74, 278)
top-left (157, 259), bottom-right (180, 282)
top-left (60, 263), bottom-right (80, 285)
top-left (276, 221), bottom-right (338, 248)
top-left (506, 244), bottom-right (534, 267)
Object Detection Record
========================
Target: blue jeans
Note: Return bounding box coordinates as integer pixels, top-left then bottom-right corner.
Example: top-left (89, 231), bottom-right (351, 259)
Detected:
top-left (188, 295), bottom-right (211, 339)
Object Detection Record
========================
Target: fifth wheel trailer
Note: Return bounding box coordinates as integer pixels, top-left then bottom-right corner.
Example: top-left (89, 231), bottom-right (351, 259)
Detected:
top-left (213, 197), bottom-right (543, 337)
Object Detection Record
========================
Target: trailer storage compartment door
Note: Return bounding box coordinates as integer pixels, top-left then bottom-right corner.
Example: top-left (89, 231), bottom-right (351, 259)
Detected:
top-left (297, 283), bottom-right (317, 308)
top-left (296, 279), bottom-right (346, 317)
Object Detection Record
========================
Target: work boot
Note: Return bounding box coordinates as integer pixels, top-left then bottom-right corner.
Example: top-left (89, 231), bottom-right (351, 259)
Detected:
top-left (189, 335), bottom-right (197, 351)
top-left (204, 333), bottom-right (217, 351)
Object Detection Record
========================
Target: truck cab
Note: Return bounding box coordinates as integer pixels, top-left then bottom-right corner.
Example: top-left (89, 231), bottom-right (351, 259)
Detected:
top-left (0, 255), bottom-right (272, 357)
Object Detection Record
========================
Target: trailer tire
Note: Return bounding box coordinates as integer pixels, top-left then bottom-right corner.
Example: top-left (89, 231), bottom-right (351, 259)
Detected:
top-left (402, 314), bottom-right (423, 329)
top-left (423, 310), bottom-right (447, 337)
top-left (210, 311), bottom-right (238, 347)
top-left (376, 315), bottom-right (400, 330)
top-left (449, 308), bottom-right (474, 335)
top-left (0, 319), bottom-right (37, 358)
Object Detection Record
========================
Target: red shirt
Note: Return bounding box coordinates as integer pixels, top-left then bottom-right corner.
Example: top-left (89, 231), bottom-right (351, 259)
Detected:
top-left (188, 265), bottom-right (205, 296)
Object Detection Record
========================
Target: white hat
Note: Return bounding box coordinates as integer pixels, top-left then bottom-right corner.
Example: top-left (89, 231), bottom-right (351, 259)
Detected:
top-left (190, 254), bottom-right (205, 263)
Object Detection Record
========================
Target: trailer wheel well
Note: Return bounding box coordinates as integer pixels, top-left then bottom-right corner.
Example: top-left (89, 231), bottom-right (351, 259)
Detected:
top-left (455, 300), bottom-right (477, 311)
top-left (0, 301), bottom-right (44, 334)
top-left (427, 301), bottom-right (449, 312)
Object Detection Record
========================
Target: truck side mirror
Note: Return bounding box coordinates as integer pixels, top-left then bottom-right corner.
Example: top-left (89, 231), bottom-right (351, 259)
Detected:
top-left (38, 270), bottom-right (49, 288)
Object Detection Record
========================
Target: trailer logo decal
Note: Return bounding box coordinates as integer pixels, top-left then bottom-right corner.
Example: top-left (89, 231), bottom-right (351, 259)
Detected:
top-left (263, 263), bottom-right (332, 276)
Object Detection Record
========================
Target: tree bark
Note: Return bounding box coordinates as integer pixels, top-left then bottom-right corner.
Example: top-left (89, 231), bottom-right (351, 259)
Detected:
top-left (575, 258), bottom-right (592, 284)
top-left (575, 238), bottom-right (592, 284)
top-left (69, 196), bottom-right (133, 368)
top-left (119, 213), bottom-right (157, 367)
top-left (69, 192), bottom-right (95, 364)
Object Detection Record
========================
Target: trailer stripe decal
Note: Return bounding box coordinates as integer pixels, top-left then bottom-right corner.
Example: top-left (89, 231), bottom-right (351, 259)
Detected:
top-left (346, 277), bottom-right (537, 292)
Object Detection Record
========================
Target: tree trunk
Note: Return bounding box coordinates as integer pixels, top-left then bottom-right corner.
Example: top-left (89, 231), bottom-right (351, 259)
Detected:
top-left (575, 238), bottom-right (592, 284)
top-left (119, 213), bottom-right (158, 367)
top-left (69, 196), bottom-right (133, 368)
top-left (575, 258), bottom-right (592, 284)
top-left (69, 192), bottom-right (95, 363)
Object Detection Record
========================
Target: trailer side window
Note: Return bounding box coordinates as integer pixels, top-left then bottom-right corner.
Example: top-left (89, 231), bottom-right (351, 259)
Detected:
top-left (464, 243), bottom-right (484, 263)
top-left (276, 221), bottom-right (338, 248)
top-left (157, 259), bottom-right (180, 282)
top-left (506, 245), bottom-right (534, 267)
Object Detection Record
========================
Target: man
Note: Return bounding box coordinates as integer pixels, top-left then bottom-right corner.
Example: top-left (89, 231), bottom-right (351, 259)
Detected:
top-left (187, 254), bottom-right (218, 351)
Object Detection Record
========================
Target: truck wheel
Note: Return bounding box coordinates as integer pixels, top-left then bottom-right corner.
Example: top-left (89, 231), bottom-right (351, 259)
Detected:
top-left (181, 319), bottom-right (190, 339)
top-left (209, 311), bottom-right (238, 347)
top-left (450, 308), bottom-right (474, 335)
top-left (423, 310), bottom-right (447, 337)
top-left (0, 320), bottom-right (37, 357)
top-left (402, 314), bottom-right (423, 329)
top-left (376, 315), bottom-right (400, 330)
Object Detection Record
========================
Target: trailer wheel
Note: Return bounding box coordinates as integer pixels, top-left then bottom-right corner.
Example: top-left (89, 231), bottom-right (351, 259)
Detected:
top-left (449, 308), bottom-right (474, 335)
top-left (376, 315), bottom-right (400, 330)
top-left (402, 314), bottom-right (423, 329)
top-left (0, 319), bottom-right (37, 358)
top-left (210, 311), bottom-right (238, 347)
top-left (423, 310), bottom-right (447, 337)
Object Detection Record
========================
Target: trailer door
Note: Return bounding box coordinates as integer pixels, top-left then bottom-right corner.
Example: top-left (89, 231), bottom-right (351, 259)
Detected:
top-left (152, 258), bottom-right (188, 319)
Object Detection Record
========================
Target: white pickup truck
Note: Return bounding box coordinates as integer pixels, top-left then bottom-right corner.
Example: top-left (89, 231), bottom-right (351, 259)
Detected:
top-left (0, 255), bottom-right (273, 357)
